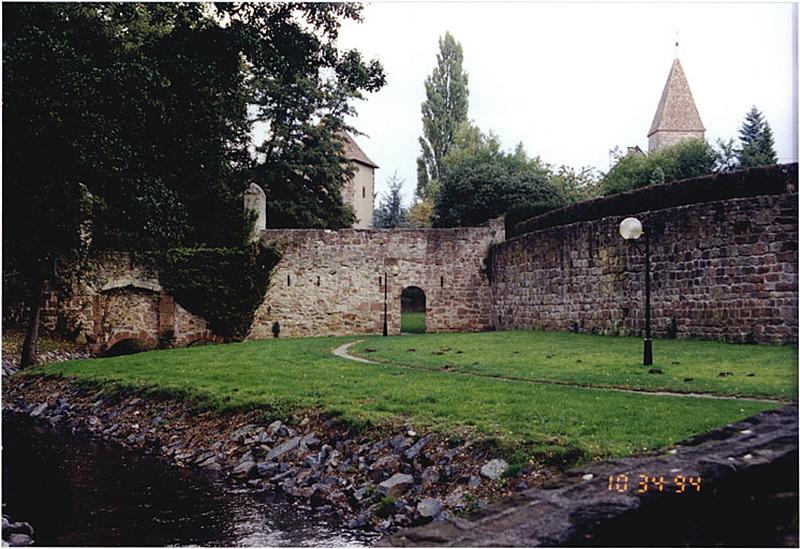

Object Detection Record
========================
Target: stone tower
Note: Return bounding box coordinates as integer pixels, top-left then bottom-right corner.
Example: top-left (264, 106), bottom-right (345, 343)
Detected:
top-left (341, 132), bottom-right (378, 229)
top-left (647, 58), bottom-right (705, 153)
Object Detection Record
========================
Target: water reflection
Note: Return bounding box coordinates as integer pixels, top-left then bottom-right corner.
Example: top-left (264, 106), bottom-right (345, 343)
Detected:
top-left (2, 414), bottom-right (378, 547)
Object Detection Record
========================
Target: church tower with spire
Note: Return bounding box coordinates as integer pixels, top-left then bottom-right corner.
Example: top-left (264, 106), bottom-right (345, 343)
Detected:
top-left (647, 58), bottom-right (705, 153)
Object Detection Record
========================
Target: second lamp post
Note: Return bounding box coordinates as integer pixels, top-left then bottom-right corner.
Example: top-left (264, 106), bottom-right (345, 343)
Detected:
top-left (619, 217), bottom-right (653, 366)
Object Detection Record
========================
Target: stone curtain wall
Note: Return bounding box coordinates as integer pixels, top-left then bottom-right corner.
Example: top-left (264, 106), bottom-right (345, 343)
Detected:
top-left (249, 221), bottom-right (504, 339)
top-left (18, 166), bottom-right (797, 348)
top-left (490, 193), bottom-right (798, 343)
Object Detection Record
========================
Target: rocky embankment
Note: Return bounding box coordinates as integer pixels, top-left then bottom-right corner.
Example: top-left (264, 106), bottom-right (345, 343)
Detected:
top-left (383, 404), bottom-right (799, 547)
top-left (1, 515), bottom-right (34, 547)
top-left (2, 349), bottom-right (91, 377)
top-left (3, 375), bottom-right (550, 535)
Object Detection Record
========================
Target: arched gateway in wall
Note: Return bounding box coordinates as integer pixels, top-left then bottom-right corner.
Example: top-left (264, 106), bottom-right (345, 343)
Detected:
top-left (249, 220), bottom-right (505, 339)
top-left (400, 286), bottom-right (426, 333)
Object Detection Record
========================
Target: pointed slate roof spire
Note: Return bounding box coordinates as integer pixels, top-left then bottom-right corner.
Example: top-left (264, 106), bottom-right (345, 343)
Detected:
top-left (342, 132), bottom-right (379, 169)
top-left (648, 58), bottom-right (705, 137)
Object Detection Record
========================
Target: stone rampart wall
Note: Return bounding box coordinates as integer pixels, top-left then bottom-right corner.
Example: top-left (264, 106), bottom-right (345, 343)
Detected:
top-left (491, 193), bottom-right (798, 343)
top-left (14, 171), bottom-right (798, 348)
top-left (249, 220), bottom-right (504, 339)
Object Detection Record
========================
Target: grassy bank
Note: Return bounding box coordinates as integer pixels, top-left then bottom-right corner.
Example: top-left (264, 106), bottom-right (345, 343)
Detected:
top-left (34, 331), bottom-right (789, 464)
top-left (351, 331), bottom-right (798, 400)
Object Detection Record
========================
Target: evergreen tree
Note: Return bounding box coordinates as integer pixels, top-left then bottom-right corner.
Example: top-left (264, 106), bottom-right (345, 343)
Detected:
top-left (417, 32), bottom-right (469, 201)
top-left (737, 106), bottom-right (778, 167)
top-left (374, 173), bottom-right (408, 229)
top-left (229, 3), bottom-right (386, 229)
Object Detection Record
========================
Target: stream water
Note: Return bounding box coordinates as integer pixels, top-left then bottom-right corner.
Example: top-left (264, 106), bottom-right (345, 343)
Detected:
top-left (2, 414), bottom-right (379, 546)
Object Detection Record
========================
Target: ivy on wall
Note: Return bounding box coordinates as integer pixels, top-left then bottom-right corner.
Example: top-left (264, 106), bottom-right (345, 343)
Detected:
top-left (158, 244), bottom-right (281, 340)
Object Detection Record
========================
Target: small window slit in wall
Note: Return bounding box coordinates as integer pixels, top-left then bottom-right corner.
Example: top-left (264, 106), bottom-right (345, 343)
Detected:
top-left (287, 274), bottom-right (291, 286)
top-left (316, 276), bottom-right (320, 287)
top-left (362, 187), bottom-right (366, 198)
top-left (379, 275), bottom-right (383, 288)
top-left (440, 276), bottom-right (444, 288)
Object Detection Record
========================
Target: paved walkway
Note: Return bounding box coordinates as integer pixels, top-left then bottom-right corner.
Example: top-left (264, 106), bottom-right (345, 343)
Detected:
top-left (330, 340), bottom-right (783, 404)
top-left (331, 340), bottom-right (378, 364)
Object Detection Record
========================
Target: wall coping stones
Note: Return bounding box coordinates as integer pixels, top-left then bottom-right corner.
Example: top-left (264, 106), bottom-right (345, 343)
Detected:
top-left (513, 163), bottom-right (797, 237)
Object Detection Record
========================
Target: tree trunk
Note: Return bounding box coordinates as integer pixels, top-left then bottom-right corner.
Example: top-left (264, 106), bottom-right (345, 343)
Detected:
top-left (19, 275), bottom-right (45, 368)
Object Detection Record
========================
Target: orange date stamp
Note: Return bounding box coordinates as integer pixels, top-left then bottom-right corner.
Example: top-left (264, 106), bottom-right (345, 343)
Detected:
top-left (607, 474), bottom-right (701, 494)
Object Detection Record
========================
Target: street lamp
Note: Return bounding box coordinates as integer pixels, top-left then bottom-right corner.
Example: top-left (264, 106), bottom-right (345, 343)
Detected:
top-left (383, 271), bottom-right (388, 337)
top-left (619, 217), bottom-right (653, 366)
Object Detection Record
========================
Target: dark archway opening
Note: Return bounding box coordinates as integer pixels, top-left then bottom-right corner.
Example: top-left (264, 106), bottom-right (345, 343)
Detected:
top-left (103, 338), bottom-right (149, 357)
top-left (401, 286), bottom-right (426, 334)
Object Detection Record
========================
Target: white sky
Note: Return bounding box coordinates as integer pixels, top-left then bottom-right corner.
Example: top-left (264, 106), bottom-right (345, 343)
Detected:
top-left (337, 2), bottom-right (798, 206)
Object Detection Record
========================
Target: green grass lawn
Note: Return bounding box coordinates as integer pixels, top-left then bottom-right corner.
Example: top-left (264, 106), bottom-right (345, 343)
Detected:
top-left (401, 312), bottom-right (426, 334)
top-left (351, 331), bottom-right (798, 400)
top-left (34, 331), bottom-right (792, 465)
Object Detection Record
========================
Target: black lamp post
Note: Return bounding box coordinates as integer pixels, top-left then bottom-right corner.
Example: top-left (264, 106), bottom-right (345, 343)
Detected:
top-left (382, 271), bottom-right (388, 337)
top-left (620, 217), bottom-right (653, 366)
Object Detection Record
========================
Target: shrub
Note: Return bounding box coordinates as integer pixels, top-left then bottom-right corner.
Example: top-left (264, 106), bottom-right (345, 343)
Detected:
top-left (158, 327), bottom-right (176, 349)
top-left (434, 146), bottom-right (564, 228)
top-left (665, 317), bottom-right (678, 339)
top-left (158, 244), bottom-right (281, 340)
top-left (602, 139), bottom-right (719, 195)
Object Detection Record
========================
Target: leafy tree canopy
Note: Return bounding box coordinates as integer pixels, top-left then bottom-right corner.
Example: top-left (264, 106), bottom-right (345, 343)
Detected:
top-left (547, 165), bottom-right (601, 204)
top-left (433, 128), bottom-right (565, 228)
top-left (2, 2), bottom-right (384, 364)
top-left (237, 3), bottom-right (386, 228)
top-left (601, 139), bottom-right (718, 195)
top-left (406, 200), bottom-right (435, 228)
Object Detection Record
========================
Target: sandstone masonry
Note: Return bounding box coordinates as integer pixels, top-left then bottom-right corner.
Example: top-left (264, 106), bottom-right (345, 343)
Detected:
top-left (20, 168), bottom-right (798, 350)
top-left (491, 193), bottom-right (798, 343)
top-left (39, 253), bottom-right (217, 354)
top-left (249, 219), bottom-right (505, 338)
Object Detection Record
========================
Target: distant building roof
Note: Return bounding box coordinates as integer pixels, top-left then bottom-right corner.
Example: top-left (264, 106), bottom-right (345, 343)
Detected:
top-left (627, 145), bottom-right (646, 157)
top-left (342, 132), bottom-right (379, 169)
top-left (648, 58), bottom-right (705, 137)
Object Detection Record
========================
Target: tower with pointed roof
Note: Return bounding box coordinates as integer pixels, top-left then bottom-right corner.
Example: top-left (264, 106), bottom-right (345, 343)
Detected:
top-left (647, 58), bottom-right (705, 153)
top-left (341, 132), bottom-right (378, 229)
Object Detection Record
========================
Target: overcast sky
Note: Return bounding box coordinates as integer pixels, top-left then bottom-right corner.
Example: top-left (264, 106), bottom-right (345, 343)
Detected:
top-left (336, 2), bottom-right (797, 206)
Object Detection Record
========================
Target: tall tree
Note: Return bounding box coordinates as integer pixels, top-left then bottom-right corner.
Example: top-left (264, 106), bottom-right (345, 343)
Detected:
top-left (737, 106), bottom-right (778, 168)
top-left (416, 32), bottom-right (469, 202)
top-left (232, 3), bottom-right (386, 228)
top-left (3, 2), bottom-right (384, 365)
top-left (4, 3), bottom-right (253, 366)
top-left (374, 173), bottom-right (408, 229)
